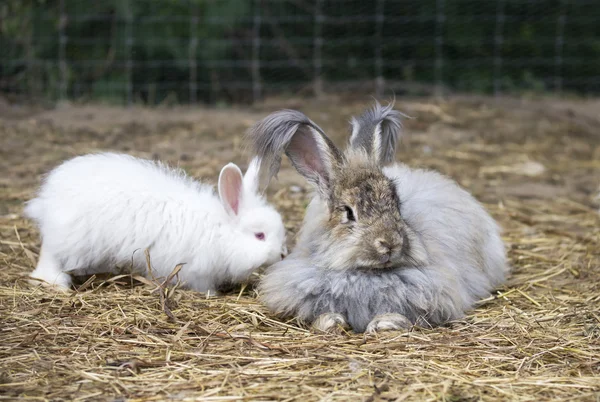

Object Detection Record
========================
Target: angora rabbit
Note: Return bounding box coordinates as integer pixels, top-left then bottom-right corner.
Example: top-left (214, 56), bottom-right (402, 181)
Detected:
top-left (248, 103), bottom-right (508, 333)
top-left (25, 153), bottom-right (287, 293)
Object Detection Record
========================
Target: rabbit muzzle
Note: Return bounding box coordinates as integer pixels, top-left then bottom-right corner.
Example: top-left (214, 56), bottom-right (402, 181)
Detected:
top-left (368, 231), bottom-right (405, 268)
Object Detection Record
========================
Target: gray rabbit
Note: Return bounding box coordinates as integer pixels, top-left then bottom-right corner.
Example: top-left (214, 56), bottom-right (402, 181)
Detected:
top-left (248, 102), bottom-right (509, 333)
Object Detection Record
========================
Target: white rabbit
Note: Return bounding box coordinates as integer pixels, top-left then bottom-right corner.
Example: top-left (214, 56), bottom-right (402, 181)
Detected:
top-left (247, 102), bottom-right (509, 333)
top-left (25, 153), bottom-right (287, 293)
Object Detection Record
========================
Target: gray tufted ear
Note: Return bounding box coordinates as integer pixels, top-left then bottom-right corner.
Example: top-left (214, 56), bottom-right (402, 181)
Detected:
top-left (349, 101), bottom-right (407, 165)
top-left (246, 109), bottom-right (342, 196)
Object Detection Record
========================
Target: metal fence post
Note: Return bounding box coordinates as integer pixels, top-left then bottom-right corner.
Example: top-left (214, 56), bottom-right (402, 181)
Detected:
top-left (125, 0), bottom-right (133, 105)
top-left (189, 0), bottom-right (198, 104)
top-left (252, 0), bottom-right (262, 103)
top-left (27, 2), bottom-right (36, 98)
top-left (58, 0), bottom-right (67, 100)
top-left (375, 0), bottom-right (385, 98)
top-left (493, 0), bottom-right (505, 97)
top-left (313, 0), bottom-right (324, 97)
top-left (554, 1), bottom-right (567, 94)
top-left (434, 0), bottom-right (445, 97)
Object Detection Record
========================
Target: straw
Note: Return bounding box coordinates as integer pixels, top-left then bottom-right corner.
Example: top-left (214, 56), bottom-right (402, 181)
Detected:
top-left (1, 97), bottom-right (599, 400)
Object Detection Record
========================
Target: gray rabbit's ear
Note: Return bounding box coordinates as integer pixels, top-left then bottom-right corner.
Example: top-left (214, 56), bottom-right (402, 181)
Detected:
top-left (348, 101), bottom-right (407, 165)
top-left (246, 109), bottom-right (342, 196)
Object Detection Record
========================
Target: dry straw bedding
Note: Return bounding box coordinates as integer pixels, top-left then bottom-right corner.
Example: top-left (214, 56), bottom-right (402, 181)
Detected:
top-left (0, 97), bottom-right (599, 401)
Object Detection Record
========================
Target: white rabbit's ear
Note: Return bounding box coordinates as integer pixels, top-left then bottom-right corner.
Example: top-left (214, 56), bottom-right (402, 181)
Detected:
top-left (242, 157), bottom-right (262, 195)
top-left (218, 163), bottom-right (244, 216)
top-left (349, 101), bottom-right (407, 165)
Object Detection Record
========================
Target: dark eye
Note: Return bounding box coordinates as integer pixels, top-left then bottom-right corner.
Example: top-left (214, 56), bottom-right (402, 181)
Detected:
top-left (255, 232), bottom-right (265, 241)
top-left (344, 206), bottom-right (355, 222)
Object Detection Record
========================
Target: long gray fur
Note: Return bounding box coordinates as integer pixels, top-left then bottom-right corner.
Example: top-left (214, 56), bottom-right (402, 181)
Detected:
top-left (252, 104), bottom-right (508, 333)
top-left (259, 165), bottom-right (508, 332)
top-left (350, 101), bottom-right (406, 165)
top-left (245, 109), bottom-right (341, 189)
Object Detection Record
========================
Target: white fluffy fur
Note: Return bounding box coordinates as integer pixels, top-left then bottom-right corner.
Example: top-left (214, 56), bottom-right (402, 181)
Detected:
top-left (25, 153), bottom-right (287, 292)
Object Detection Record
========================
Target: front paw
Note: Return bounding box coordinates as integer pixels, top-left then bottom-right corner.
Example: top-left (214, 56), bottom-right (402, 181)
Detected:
top-left (311, 313), bottom-right (350, 334)
top-left (366, 313), bottom-right (412, 334)
top-left (27, 276), bottom-right (72, 292)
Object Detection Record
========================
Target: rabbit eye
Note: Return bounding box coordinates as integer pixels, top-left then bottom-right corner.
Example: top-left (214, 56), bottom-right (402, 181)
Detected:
top-left (255, 232), bottom-right (266, 241)
top-left (344, 206), bottom-right (356, 222)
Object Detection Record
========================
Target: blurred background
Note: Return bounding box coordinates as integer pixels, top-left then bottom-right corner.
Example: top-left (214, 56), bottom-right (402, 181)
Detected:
top-left (2, 0), bottom-right (599, 105)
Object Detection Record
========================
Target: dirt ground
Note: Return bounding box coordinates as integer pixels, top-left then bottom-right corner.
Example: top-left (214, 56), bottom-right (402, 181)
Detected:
top-left (0, 95), bottom-right (599, 401)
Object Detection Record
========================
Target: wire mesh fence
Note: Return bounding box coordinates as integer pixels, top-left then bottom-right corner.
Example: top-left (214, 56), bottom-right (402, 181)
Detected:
top-left (1, 0), bottom-right (599, 105)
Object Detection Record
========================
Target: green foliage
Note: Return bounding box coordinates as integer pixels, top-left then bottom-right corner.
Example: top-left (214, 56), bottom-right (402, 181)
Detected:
top-left (1, 0), bottom-right (599, 104)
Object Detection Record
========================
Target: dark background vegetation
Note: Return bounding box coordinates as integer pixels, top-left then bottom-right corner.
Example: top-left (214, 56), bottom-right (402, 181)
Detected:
top-left (1, 0), bottom-right (599, 104)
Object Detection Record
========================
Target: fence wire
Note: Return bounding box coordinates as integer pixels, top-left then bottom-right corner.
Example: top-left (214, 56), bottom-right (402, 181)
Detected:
top-left (1, 0), bottom-right (599, 104)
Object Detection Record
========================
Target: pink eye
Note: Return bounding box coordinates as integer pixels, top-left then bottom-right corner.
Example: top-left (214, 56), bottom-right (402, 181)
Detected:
top-left (255, 232), bottom-right (265, 241)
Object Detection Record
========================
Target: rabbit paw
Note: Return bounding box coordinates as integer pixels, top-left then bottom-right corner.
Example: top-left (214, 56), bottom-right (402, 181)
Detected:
top-left (28, 252), bottom-right (72, 291)
top-left (311, 313), bottom-right (350, 334)
top-left (27, 275), bottom-right (72, 292)
top-left (366, 313), bottom-right (412, 334)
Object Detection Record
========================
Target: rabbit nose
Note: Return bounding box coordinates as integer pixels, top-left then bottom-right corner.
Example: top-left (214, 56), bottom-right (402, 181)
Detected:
top-left (375, 238), bottom-right (398, 264)
top-left (374, 238), bottom-right (391, 254)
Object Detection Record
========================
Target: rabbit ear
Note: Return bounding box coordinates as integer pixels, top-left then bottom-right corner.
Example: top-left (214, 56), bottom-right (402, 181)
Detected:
top-left (349, 101), bottom-right (406, 165)
top-left (218, 163), bottom-right (244, 216)
top-left (247, 109), bottom-right (342, 196)
top-left (242, 157), bottom-right (262, 195)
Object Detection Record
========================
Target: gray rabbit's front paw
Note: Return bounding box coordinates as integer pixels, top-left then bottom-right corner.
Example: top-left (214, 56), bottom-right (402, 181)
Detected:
top-left (366, 313), bottom-right (412, 333)
top-left (312, 313), bottom-right (350, 334)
